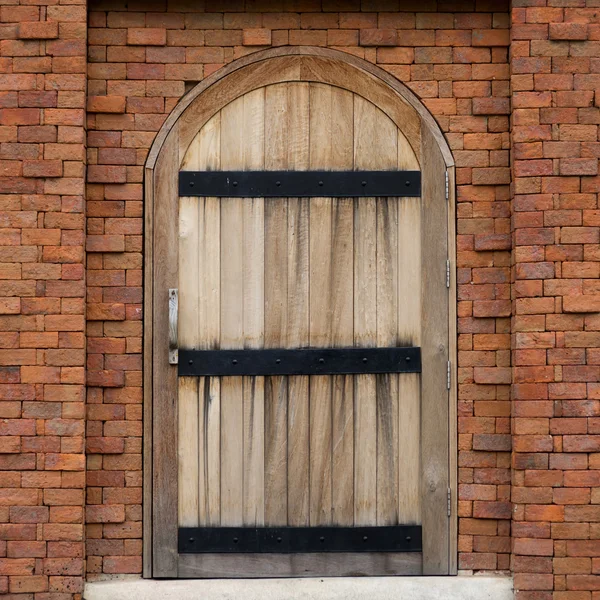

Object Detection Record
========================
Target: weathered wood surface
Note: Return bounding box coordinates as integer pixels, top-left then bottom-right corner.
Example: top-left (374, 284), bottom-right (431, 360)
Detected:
top-left (169, 79), bottom-right (450, 574)
top-left (178, 551), bottom-right (422, 578)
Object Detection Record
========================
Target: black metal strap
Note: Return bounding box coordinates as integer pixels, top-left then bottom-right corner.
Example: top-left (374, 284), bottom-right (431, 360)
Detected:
top-left (178, 347), bottom-right (421, 377)
top-left (179, 170), bottom-right (421, 197)
top-left (179, 526), bottom-right (421, 554)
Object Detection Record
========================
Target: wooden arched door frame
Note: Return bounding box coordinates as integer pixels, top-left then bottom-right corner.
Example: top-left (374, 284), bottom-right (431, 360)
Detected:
top-left (143, 46), bottom-right (457, 578)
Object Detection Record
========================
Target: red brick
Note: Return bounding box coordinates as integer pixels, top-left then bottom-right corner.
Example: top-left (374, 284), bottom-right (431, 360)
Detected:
top-left (472, 29), bottom-right (510, 47)
top-left (86, 235), bottom-right (125, 253)
top-left (359, 29), bottom-right (397, 47)
top-left (86, 505), bottom-right (125, 524)
top-left (18, 22), bottom-right (58, 40)
top-left (127, 28), bottom-right (166, 46)
top-left (550, 23), bottom-right (588, 41)
top-left (242, 29), bottom-right (271, 46)
top-left (87, 96), bottom-right (126, 114)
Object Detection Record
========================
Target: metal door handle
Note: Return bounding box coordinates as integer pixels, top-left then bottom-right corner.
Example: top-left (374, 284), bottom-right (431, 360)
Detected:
top-left (169, 289), bottom-right (178, 364)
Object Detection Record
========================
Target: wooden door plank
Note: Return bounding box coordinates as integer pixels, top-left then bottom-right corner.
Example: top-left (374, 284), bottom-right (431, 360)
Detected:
top-left (447, 166), bottom-right (458, 575)
top-left (263, 83), bottom-right (291, 526)
top-left (352, 199), bottom-right (377, 528)
top-left (187, 113), bottom-right (222, 528)
top-left (373, 99), bottom-right (400, 520)
top-left (376, 197), bottom-right (399, 526)
top-left (420, 124), bottom-right (449, 574)
top-left (178, 377), bottom-right (199, 527)
top-left (243, 376), bottom-right (264, 525)
top-left (397, 197), bottom-right (422, 527)
top-left (264, 375), bottom-right (288, 525)
top-left (220, 372), bottom-right (243, 527)
top-left (179, 551), bottom-right (422, 578)
top-left (240, 88), bottom-right (266, 527)
top-left (152, 126), bottom-right (179, 577)
top-left (352, 96), bottom-right (395, 526)
top-left (285, 82), bottom-right (310, 527)
top-left (178, 113), bottom-right (223, 530)
top-left (219, 96), bottom-right (246, 527)
top-left (398, 372), bottom-right (420, 525)
top-left (398, 129), bottom-right (420, 170)
top-left (192, 114), bottom-right (221, 353)
top-left (143, 165), bottom-right (153, 577)
top-left (287, 82), bottom-right (310, 170)
top-left (197, 193), bottom-right (221, 526)
top-left (287, 198), bottom-right (310, 526)
top-left (178, 194), bottom-right (200, 527)
top-left (308, 194), bottom-right (333, 526)
top-left (332, 374), bottom-right (354, 526)
top-left (376, 373), bottom-right (399, 525)
top-left (203, 377), bottom-right (221, 526)
top-left (308, 84), bottom-right (356, 526)
top-left (287, 371), bottom-right (309, 526)
top-left (331, 193), bottom-right (355, 527)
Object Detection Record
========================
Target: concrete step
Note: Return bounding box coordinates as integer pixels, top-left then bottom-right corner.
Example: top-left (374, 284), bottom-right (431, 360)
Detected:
top-left (85, 575), bottom-right (513, 600)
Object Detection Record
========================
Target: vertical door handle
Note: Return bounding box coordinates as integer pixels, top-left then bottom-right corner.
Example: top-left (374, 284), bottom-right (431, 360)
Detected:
top-left (169, 288), bottom-right (178, 365)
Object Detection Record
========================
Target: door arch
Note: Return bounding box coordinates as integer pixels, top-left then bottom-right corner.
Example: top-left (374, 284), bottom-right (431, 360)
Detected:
top-left (144, 47), bottom-right (456, 578)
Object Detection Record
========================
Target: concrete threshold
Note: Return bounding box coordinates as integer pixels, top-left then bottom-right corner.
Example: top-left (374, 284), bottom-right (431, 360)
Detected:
top-left (85, 575), bottom-right (513, 600)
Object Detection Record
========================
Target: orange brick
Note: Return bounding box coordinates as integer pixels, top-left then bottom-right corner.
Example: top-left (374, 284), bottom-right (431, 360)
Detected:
top-left (242, 28), bottom-right (271, 46)
top-left (127, 28), bottom-right (166, 46)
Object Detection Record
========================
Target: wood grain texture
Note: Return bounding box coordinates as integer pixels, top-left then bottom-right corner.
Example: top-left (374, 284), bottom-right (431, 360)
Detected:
top-left (243, 376), bottom-right (265, 525)
top-left (202, 377), bottom-right (221, 526)
top-left (420, 124), bottom-right (450, 574)
top-left (330, 195), bottom-right (354, 526)
top-left (309, 195), bottom-right (333, 526)
top-left (285, 83), bottom-right (310, 527)
top-left (299, 56), bottom-right (420, 161)
top-left (264, 375), bottom-right (288, 525)
top-left (147, 48), bottom-right (453, 174)
top-left (286, 195), bottom-right (310, 526)
top-left (178, 197), bottom-right (199, 527)
top-left (179, 552), bottom-right (422, 578)
top-left (353, 96), bottom-right (392, 527)
top-left (178, 377), bottom-right (199, 527)
top-left (286, 196), bottom-right (310, 526)
top-left (177, 57), bottom-right (302, 161)
top-left (148, 65), bottom-right (455, 575)
top-left (217, 108), bottom-right (245, 527)
top-left (332, 374), bottom-right (354, 526)
top-left (447, 166), bottom-right (458, 575)
top-left (240, 89), bottom-right (266, 527)
top-left (152, 126), bottom-right (179, 577)
top-left (397, 198), bottom-right (422, 526)
top-left (143, 164), bottom-right (154, 577)
top-left (263, 83), bottom-right (291, 526)
top-left (376, 198), bottom-right (399, 526)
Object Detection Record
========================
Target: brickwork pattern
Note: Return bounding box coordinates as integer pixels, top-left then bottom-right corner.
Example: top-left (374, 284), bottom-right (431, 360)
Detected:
top-left (14, 0), bottom-right (600, 596)
top-left (510, 2), bottom-right (600, 598)
top-left (0, 0), bottom-right (88, 598)
top-left (84, 0), bottom-right (512, 580)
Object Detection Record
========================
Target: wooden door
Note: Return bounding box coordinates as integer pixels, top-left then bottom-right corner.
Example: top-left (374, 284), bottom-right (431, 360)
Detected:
top-left (146, 49), bottom-right (454, 579)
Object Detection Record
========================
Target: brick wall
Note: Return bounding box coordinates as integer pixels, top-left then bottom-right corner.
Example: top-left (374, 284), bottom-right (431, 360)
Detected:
top-left (84, 0), bottom-right (512, 580)
top-left (0, 0), bottom-right (88, 598)
top-left (510, 2), bottom-right (600, 598)
top-left (1, 0), bottom-right (598, 597)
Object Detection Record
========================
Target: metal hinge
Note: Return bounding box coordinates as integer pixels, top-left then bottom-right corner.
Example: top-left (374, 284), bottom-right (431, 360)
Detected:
top-left (447, 361), bottom-right (451, 390)
top-left (446, 259), bottom-right (450, 288)
top-left (445, 171), bottom-right (449, 201)
top-left (169, 288), bottom-right (178, 365)
top-left (447, 488), bottom-right (451, 517)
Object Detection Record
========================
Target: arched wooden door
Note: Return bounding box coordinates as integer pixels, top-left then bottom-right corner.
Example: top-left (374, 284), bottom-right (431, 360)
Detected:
top-left (145, 48), bottom-right (456, 579)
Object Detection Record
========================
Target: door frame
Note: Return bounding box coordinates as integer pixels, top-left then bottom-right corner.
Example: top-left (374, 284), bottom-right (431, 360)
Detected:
top-left (143, 46), bottom-right (457, 578)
